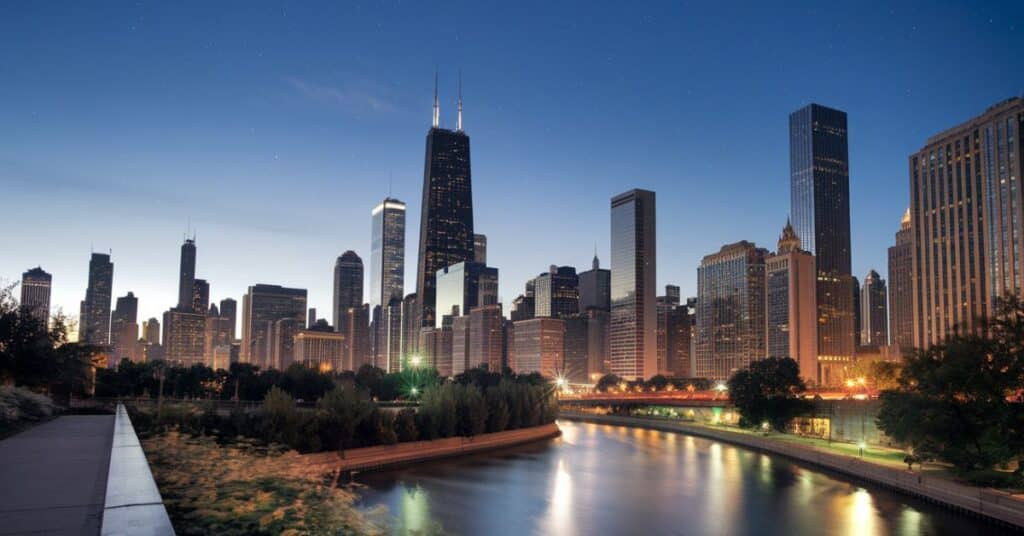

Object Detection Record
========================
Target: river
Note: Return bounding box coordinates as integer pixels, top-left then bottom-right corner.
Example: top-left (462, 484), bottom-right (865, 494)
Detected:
top-left (355, 420), bottom-right (1009, 535)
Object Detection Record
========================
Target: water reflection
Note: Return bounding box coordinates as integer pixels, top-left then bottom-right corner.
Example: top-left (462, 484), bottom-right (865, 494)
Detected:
top-left (356, 420), bottom-right (1009, 536)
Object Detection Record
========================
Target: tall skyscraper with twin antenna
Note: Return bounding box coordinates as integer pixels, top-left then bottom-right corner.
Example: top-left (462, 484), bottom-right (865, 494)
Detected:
top-left (416, 74), bottom-right (475, 329)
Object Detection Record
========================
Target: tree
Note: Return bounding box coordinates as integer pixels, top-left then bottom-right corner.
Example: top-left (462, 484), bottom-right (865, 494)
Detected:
top-left (316, 387), bottom-right (374, 450)
top-left (595, 374), bottom-right (622, 393)
top-left (647, 375), bottom-right (670, 391)
top-left (727, 357), bottom-right (811, 431)
top-left (877, 325), bottom-right (1024, 476)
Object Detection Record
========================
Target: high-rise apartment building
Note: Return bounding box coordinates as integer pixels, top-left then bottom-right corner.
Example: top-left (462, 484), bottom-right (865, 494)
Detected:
top-left (910, 97), bottom-right (1024, 348)
top-left (790, 103), bottom-right (855, 383)
top-left (469, 303), bottom-right (503, 372)
top-left (163, 309), bottom-right (205, 366)
top-left (416, 80), bottom-right (475, 329)
top-left (219, 298), bottom-right (237, 341)
top-left (860, 270), bottom-right (889, 347)
top-left (20, 267), bottom-right (51, 326)
top-left (578, 255), bottom-right (611, 312)
top-left (240, 284), bottom-right (307, 369)
top-left (434, 261), bottom-right (498, 328)
top-left (79, 252), bottom-right (113, 345)
top-left (609, 189), bottom-right (657, 380)
top-left (765, 223), bottom-right (818, 384)
top-left (534, 265), bottom-right (579, 318)
top-left (887, 209), bottom-right (913, 350)
top-left (451, 315), bottom-right (471, 376)
top-left (695, 241), bottom-right (767, 381)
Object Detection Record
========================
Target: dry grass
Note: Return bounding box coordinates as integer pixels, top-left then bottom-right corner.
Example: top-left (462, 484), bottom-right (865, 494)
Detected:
top-left (143, 432), bottom-right (387, 535)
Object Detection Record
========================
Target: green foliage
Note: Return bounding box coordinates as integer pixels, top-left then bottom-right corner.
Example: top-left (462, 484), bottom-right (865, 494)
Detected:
top-left (876, 296), bottom-right (1024, 479)
top-left (454, 384), bottom-right (487, 437)
top-left (485, 386), bottom-right (510, 433)
top-left (595, 374), bottom-right (621, 392)
top-left (260, 387), bottom-right (299, 446)
top-left (316, 387), bottom-right (374, 450)
top-left (393, 408), bottom-right (419, 442)
top-left (727, 357), bottom-right (811, 431)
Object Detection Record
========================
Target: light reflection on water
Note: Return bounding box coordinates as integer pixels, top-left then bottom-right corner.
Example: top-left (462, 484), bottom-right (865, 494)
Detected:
top-left (355, 420), bottom-right (1009, 536)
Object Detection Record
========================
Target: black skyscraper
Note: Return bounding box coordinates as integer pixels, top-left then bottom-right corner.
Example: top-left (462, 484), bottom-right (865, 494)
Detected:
top-left (416, 77), bottom-right (474, 328)
top-left (178, 238), bottom-right (197, 311)
top-left (790, 103), bottom-right (855, 384)
top-left (79, 252), bottom-right (113, 344)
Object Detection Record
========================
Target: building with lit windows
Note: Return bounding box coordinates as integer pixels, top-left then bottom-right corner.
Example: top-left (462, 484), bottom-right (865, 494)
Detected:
top-left (19, 267), bottom-right (51, 326)
top-left (534, 265), bottom-right (579, 318)
top-left (513, 317), bottom-right (565, 378)
top-left (887, 209), bottom-right (913, 351)
top-left (765, 223), bottom-right (818, 384)
top-left (609, 189), bottom-right (657, 380)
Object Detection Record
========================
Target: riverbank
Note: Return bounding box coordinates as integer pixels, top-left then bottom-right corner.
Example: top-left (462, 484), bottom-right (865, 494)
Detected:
top-left (294, 423), bottom-right (561, 475)
top-left (560, 411), bottom-right (1024, 529)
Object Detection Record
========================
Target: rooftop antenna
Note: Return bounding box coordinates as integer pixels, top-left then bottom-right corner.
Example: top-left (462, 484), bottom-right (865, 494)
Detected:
top-left (456, 69), bottom-right (463, 132)
top-left (432, 70), bottom-right (440, 128)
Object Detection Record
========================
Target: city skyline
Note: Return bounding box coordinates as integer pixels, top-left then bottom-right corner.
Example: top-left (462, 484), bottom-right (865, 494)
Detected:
top-left (3, 3), bottom-right (1023, 328)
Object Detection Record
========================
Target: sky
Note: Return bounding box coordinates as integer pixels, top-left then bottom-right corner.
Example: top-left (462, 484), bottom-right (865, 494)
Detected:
top-left (2, 1), bottom-right (1023, 329)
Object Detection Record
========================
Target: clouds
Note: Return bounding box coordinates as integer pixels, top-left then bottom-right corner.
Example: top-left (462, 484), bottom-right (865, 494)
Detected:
top-left (286, 75), bottom-right (397, 114)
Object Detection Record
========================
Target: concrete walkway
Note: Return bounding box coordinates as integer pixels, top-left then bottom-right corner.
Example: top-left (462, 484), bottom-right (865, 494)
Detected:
top-left (0, 415), bottom-right (115, 535)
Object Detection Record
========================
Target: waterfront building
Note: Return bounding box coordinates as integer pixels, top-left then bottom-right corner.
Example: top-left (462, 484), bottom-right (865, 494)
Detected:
top-left (563, 315), bottom-right (589, 383)
top-left (584, 308), bottom-right (610, 381)
top-left (420, 325), bottom-right (453, 377)
top-left (656, 285), bottom-right (680, 376)
top-left (695, 241), bottom-right (767, 381)
top-left (534, 265), bottom-right (579, 318)
top-left (513, 317), bottom-right (565, 378)
top-left (765, 223), bottom-right (818, 384)
top-left (860, 270), bottom-right (889, 347)
top-left (415, 78), bottom-right (475, 329)
top-left (240, 284), bottom-right (307, 368)
top-left (451, 315), bottom-right (471, 376)
top-left (790, 103), bottom-right (856, 383)
top-left (609, 189), bottom-right (657, 380)
top-left (887, 209), bottom-right (913, 350)
top-left (79, 252), bottom-right (113, 344)
top-left (19, 267), bottom-right (51, 326)
top-left (910, 97), bottom-right (1024, 348)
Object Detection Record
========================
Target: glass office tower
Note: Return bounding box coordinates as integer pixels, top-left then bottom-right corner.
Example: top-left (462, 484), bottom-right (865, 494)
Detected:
top-left (609, 189), bottom-right (657, 380)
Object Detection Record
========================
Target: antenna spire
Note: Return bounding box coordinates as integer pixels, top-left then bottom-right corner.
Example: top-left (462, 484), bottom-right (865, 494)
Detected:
top-left (456, 70), bottom-right (463, 132)
top-left (432, 70), bottom-right (440, 128)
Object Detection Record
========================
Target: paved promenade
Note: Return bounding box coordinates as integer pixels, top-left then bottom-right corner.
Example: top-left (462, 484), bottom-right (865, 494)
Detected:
top-left (0, 415), bottom-right (115, 535)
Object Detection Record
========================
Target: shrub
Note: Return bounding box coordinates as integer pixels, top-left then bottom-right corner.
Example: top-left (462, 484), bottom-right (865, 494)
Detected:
top-left (260, 387), bottom-right (299, 446)
top-left (0, 386), bottom-right (57, 425)
top-left (394, 408), bottom-right (419, 442)
top-left (485, 386), bottom-right (510, 433)
top-left (455, 384), bottom-right (487, 437)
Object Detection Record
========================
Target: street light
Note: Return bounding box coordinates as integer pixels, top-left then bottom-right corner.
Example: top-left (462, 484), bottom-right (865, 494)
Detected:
top-left (858, 440), bottom-right (866, 458)
top-left (410, 386), bottom-right (419, 397)
top-left (410, 355), bottom-right (422, 368)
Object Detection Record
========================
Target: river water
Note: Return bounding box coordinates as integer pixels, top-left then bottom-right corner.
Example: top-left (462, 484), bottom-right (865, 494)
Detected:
top-left (356, 420), bottom-right (1008, 535)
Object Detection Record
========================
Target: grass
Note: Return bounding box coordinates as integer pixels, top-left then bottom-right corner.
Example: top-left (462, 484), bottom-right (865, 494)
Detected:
top-left (142, 432), bottom-right (388, 535)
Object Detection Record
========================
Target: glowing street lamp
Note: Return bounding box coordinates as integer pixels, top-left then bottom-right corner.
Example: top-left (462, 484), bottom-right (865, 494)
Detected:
top-left (410, 355), bottom-right (422, 368)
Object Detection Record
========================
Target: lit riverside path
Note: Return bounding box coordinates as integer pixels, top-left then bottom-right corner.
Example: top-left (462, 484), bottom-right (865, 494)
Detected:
top-left (0, 414), bottom-right (115, 535)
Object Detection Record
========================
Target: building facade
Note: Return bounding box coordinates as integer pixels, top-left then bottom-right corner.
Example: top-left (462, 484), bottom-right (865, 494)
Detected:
top-left (609, 189), bottom-right (657, 380)
top-left (294, 329), bottom-right (347, 372)
top-left (240, 284), bottom-right (307, 369)
top-left (887, 209), bottom-right (913, 351)
top-left (513, 317), bottom-right (565, 378)
top-left (578, 255), bottom-right (611, 312)
top-left (765, 223), bottom-right (818, 385)
top-left (474, 233), bottom-right (487, 264)
top-left (910, 97), bottom-right (1024, 348)
top-left (79, 252), bottom-right (113, 344)
top-left (469, 303), bottom-right (504, 372)
top-left (860, 270), bottom-right (889, 347)
top-left (20, 267), bottom-right (51, 327)
top-left (434, 261), bottom-right (498, 328)
top-left (790, 103), bottom-right (856, 383)
top-left (415, 86), bottom-right (475, 329)
top-left (695, 241), bottom-right (767, 381)
top-left (534, 265), bottom-right (579, 318)
top-left (110, 292), bottom-right (140, 363)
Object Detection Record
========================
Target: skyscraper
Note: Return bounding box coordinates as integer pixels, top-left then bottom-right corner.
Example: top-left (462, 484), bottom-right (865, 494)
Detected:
top-left (860, 270), bottom-right (889, 347)
top-left (910, 97), bottom-right (1024, 348)
top-left (434, 261), bottom-right (498, 328)
top-left (469, 303), bottom-right (503, 372)
top-left (219, 298), bottom-right (237, 340)
top-left (765, 222), bottom-right (818, 384)
top-left (416, 78), bottom-right (474, 329)
top-left (19, 267), bottom-right (51, 326)
top-left (240, 284), bottom-right (307, 368)
top-left (142, 317), bottom-right (160, 345)
top-left (513, 317), bottom-right (565, 377)
top-left (382, 297), bottom-right (403, 372)
top-left (192, 278), bottom-right (209, 313)
top-left (110, 292), bottom-right (140, 363)
top-left (79, 252), bottom-right (113, 344)
top-left (695, 241), bottom-right (767, 381)
top-left (609, 189), bottom-right (657, 380)
top-left (790, 103), bottom-right (855, 383)
top-left (370, 198), bottom-right (406, 310)
top-left (400, 293), bottom-right (419, 367)
top-left (332, 251), bottom-right (364, 330)
top-left (578, 254), bottom-right (611, 312)
top-left (178, 238), bottom-right (196, 311)
top-left (534, 265), bottom-right (579, 318)
top-left (656, 285), bottom-right (684, 376)
top-left (887, 209), bottom-right (913, 350)
top-left (474, 234), bottom-right (487, 264)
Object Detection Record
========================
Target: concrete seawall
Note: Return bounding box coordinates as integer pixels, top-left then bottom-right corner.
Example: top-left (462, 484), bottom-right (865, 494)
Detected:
top-left (296, 423), bottom-right (562, 474)
top-left (560, 411), bottom-right (1024, 529)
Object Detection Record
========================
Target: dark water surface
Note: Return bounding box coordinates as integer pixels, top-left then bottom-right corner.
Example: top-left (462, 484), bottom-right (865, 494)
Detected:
top-left (356, 420), bottom-right (1010, 535)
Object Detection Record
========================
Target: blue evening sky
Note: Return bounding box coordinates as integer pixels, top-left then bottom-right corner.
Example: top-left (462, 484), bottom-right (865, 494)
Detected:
top-left (2, 1), bottom-right (1022, 327)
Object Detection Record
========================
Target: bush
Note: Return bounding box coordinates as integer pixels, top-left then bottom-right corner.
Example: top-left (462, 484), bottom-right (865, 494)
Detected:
top-left (261, 387), bottom-right (299, 446)
top-left (455, 384), bottom-right (487, 437)
top-left (0, 386), bottom-right (57, 425)
top-left (485, 386), bottom-right (510, 433)
top-left (394, 409), bottom-right (419, 442)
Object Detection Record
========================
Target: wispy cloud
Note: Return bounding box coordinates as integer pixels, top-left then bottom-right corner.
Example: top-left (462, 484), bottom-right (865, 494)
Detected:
top-left (285, 76), bottom-right (396, 113)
